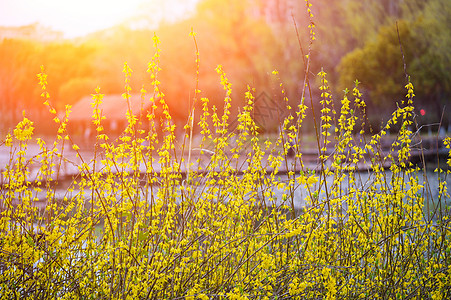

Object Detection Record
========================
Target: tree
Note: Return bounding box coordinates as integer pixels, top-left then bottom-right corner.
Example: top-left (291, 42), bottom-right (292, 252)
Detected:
top-left (154, 0), bottom-right (286, 120)
top-left (337, 0), bottom-right (451, 127)
top-left (405, 0), bottom-right (451, 124)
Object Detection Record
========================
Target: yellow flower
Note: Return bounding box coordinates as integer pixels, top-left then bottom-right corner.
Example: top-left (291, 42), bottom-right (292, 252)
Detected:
top-left (13, 117), bottom-right (34, 141)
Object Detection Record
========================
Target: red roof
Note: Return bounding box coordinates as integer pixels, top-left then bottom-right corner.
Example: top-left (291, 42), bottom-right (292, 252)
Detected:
top-left (69, 94), bottom-right (154, 122)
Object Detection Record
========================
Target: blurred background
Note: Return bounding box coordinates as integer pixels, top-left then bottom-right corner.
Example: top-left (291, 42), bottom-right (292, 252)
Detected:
top-left (0, 0), bottom-right (449, 138)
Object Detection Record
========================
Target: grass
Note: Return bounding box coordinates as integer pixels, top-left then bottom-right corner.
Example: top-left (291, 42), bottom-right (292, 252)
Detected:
top-left (1, 6), bottom-right (451, 299)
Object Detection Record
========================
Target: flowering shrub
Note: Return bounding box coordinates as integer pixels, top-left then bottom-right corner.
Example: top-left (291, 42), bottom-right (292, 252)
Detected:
top-left (1, 4), bottom-right (451, 300)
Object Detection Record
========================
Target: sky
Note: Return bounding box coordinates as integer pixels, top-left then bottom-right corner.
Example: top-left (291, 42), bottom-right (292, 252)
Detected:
top-left (0, 0), bottom-right (199, 38)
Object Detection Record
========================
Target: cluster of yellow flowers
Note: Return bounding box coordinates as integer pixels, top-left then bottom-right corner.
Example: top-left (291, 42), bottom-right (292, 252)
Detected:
top-left (1, 62), bottom-right (450, 299)
top-left (1, 7), bottom-right (450, 299)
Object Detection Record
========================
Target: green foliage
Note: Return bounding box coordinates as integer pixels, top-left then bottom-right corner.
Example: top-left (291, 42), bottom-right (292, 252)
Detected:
top-left (314, 0), bottom-right (393, 68)
top-left (338, 21), bottom-right (413, 106)
top-left (1, 0), bottom-right (449, 134)
top-left (0, 38), bottom-right (100, 133)
top-left (337, 0), bottom-right (451, 125)
top-left (405, 0), bottom-right (451, 112)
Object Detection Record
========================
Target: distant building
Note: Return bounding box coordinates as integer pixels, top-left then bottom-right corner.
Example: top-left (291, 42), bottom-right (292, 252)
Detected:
top-left (0, 23), bottom-right (63, 42)
top-left (68, 94), bottom-right (159, 142)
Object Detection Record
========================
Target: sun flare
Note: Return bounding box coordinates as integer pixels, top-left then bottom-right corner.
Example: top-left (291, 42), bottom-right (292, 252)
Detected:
top-left (31, 0), bottom-right (147, 37)
top-left (0, 0), bottom-right (198, 38)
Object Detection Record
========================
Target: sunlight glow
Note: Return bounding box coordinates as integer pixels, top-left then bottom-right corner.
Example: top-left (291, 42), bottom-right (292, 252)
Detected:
top-left (0, 0), bottom-right (199, 38)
